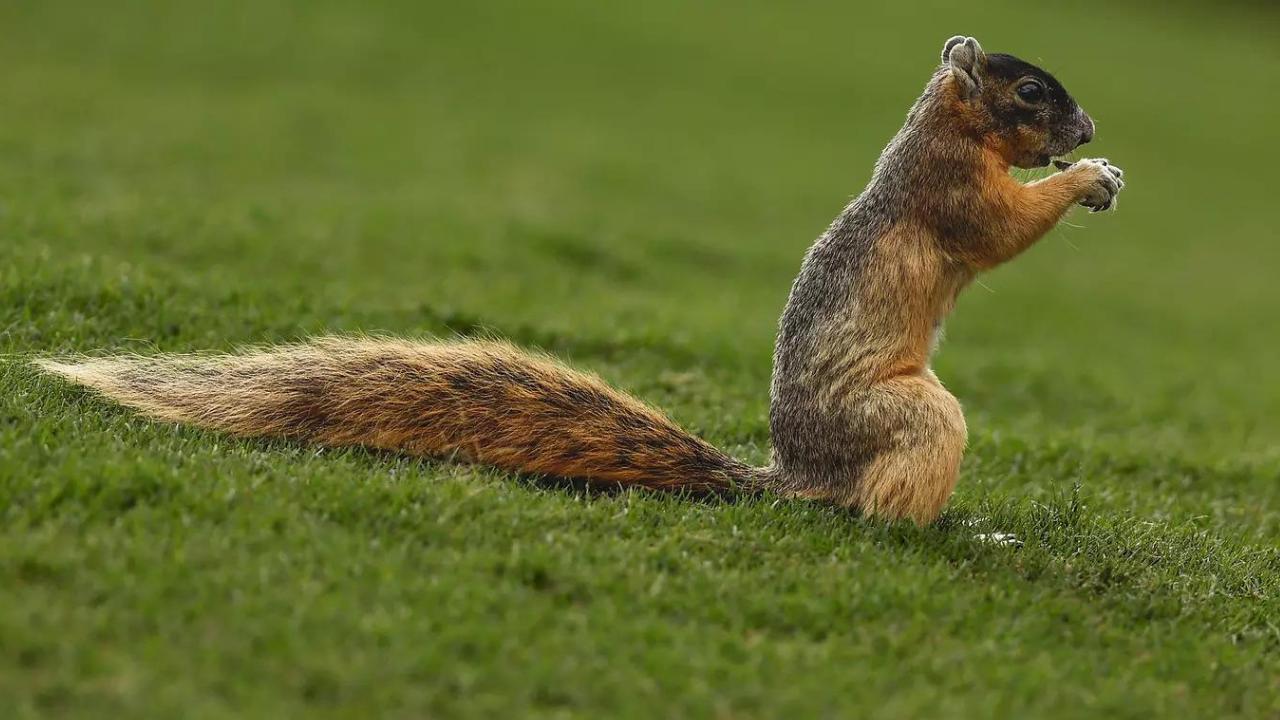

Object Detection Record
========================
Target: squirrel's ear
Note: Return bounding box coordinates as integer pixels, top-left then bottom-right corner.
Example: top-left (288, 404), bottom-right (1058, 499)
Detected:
top-left (942, 36), bottom-right (986, 100)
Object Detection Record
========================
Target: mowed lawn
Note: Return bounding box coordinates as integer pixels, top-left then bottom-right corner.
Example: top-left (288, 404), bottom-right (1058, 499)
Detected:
top-left (3, 1), bottom-right (1279, 718)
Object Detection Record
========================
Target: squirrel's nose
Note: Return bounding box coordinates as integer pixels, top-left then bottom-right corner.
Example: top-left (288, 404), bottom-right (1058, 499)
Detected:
top-left (1077, 114), bottom-right (1095, 147)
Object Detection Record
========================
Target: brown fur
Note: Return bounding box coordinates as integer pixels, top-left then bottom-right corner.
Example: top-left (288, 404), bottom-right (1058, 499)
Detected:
top-left (940, 144), bottom-right (1100, 271)
top-left (37, 338), bottom-right (754, 492)
top-left (765, 37), bottom-right (1119, 524)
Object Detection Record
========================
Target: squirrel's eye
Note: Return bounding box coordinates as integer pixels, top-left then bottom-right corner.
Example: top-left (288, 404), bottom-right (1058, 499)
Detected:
top-left (1016, 82), bottom-right (1045, 104)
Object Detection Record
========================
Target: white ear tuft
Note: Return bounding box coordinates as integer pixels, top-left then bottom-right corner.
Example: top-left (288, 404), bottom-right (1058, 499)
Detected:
top-left (944, 36), bottom-right (986, 99)
top-left (942, 36), bottom-right (967, 63)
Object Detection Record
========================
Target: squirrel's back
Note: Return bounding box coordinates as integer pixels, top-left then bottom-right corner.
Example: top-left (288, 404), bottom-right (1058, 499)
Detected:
top-left (38, 337), bottom-right (755, 492)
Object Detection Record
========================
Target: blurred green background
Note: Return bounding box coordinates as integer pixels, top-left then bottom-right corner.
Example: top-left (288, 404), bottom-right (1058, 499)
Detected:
top-left (3, 1), bottom-right (1279, 718)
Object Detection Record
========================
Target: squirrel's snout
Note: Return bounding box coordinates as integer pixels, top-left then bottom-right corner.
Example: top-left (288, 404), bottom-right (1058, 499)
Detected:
top-left (1076, 114), bottom-right (1095, 147)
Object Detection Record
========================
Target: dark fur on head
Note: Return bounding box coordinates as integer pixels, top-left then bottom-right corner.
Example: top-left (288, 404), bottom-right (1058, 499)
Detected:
top-left (944, 36), bottom-right (1094, 168)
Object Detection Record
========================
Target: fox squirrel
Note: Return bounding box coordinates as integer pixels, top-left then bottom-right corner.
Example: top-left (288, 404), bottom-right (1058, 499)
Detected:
top-left (38, 36), bottom-right (1124, 525)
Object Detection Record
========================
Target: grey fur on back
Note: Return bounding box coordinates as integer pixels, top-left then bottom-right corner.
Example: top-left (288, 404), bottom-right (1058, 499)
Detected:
top-left (764, 69), bottom-right (972, 496)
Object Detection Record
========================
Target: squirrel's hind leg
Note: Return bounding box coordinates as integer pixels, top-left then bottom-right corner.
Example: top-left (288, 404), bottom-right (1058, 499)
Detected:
top-left (851, 374), bottom-right (967, 524)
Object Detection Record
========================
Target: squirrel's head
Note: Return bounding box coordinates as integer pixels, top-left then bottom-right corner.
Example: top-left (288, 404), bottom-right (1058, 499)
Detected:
top-left (941, 36), bottom-right (1094, 169)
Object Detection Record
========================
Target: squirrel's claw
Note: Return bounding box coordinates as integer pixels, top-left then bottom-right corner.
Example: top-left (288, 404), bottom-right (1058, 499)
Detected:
top-left (1072, 158), bottom-right (1125, 212)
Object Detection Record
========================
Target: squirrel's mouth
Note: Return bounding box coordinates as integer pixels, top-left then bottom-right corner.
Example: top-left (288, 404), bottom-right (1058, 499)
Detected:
top-left (1013, 153), bottom-right (1056, 170)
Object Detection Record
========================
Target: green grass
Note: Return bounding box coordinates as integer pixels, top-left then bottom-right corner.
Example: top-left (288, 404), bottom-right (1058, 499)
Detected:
top-left (3, 1), bottom-right (1280, 717)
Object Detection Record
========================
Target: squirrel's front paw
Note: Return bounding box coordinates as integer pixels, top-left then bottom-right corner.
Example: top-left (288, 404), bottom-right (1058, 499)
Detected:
top-left (1064, 158), bottom-right (1125, 212)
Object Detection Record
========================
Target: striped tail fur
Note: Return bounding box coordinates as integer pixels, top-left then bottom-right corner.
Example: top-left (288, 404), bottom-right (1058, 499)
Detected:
top-left (35, 337), bottom-right (756, 492)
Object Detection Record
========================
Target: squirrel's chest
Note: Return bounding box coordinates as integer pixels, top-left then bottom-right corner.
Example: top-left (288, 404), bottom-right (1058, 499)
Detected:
top-left (928, 273), bottom-right (973, 358)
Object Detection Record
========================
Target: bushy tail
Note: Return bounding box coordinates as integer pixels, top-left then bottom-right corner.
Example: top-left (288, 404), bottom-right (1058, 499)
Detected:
top-left (36, 337), bottom-right (755, 492)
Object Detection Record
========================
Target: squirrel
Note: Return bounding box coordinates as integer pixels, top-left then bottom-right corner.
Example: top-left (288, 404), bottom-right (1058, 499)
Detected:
top-left (37, 36), bottom-right (1124, 525)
